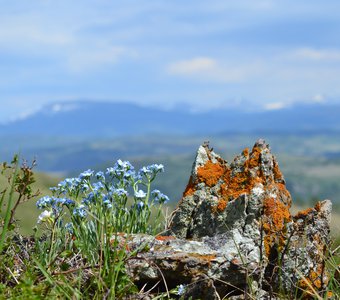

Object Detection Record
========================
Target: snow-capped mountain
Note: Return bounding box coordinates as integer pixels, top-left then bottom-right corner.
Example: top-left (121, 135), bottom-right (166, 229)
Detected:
top-left (1, 100), bottom-right (340, 137)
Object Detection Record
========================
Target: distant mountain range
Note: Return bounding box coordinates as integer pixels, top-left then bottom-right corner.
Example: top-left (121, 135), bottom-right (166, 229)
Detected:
top-left (1, 100), bottom-right (340, 137)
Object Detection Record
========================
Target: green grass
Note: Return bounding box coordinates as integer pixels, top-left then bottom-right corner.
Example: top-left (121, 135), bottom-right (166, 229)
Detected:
top-left (1, 155), bottom-right (340, 299)
top-left (0, 171), bottom-right (60, 235)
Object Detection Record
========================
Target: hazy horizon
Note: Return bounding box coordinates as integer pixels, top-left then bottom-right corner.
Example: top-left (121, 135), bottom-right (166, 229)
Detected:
top-left (1, 1), bottom-right (340, 122)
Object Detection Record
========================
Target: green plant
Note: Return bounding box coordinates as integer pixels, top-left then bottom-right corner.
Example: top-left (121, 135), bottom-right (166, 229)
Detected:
top-left (0, 155), bottom-right (39, 253)
top-left (32, 160), bottom-right (169, 298)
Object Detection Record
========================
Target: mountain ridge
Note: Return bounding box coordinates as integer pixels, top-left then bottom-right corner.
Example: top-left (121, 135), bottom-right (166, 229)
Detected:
top-left (1, 100), bottom-right (340, 137)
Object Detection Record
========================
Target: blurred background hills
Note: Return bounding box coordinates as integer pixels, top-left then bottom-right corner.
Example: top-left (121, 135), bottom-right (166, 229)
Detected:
top-left (2, 100), bottom-right (340, 136)
top-left (1, 100), bottom-right (340, 211)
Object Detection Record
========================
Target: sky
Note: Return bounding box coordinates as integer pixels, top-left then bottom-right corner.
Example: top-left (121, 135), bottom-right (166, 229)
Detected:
top-left (1, 0), bottom-right (340, 121)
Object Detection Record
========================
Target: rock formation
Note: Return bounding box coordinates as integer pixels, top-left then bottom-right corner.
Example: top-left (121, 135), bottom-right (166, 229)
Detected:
top-left (125, 140), bottom-right (332, 299)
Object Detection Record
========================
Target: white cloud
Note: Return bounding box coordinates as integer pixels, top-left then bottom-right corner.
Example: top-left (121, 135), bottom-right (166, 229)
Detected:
top-left (6, 106), bottom-right (42, 124)
top-left (167, 57), bottom-right (263, 83)
top-left (66, 45), bottom-right (134, 72)
top-left (264, 102), bottom-right (289, 110)
top-left (50, 103), bottom-right (79, 113)
top-left (0, 26), bottom-right (72, 48)
top-left (0, 7), bottom-right (136, 72)
top-left (168, 57), bottom-right (217, 74)
top-left (312, 94), bottom-right (326, 103)
top-left (291, 48), bottom-right (340, 61)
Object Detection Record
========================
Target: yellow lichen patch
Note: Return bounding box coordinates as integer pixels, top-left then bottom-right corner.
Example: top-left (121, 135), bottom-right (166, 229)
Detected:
top-left (262, 197), bottom-right (291, 257)
top-left (183, 176), bottom-right (196, 197)
top-left (197, 160), bottom-right (227, 187)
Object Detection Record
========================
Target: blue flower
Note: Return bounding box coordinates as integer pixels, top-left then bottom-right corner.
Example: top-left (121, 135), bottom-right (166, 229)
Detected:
top-left (106, 160), bottom-right (135, 178)
top-left (136, 201), bottom-right (144, 210)
top-left (95, 171), bottom-right (105, 181)
top-left (84, 192), bottom-right (94, 205)
top-left (73, 205), bottom-right (87, 218)
top-left (36, 196), bottom-right (54, 209)
top-left (55, 197), bottom-right (75, 206)
top-left (117, 159), bottom-right (133, 171)
top-left (92, 182), bottom-right (105, 192)
top-left (56, 177), bottom-right (82, 194)
top-left (123, 169), bottom-right (135, 180)
top-left (134, 173), bottom-right (143, 182)
top-left (151, 190), bottom-right (169, 204)
top-left (106, 167), bottom-right (115, 176)
top-left (80, 182), bottom-right (90, 193)
top-left (151, 189), bottom-right (161, 197)
top-left (177, 284), bottom-right (186, 296)
top-left (112, 188), bottom-right (128, 198)
top-left (65, 222), bottom-right (73, 234)
top-left (134, 190), bottom-right (146, 199)
top-left (138, 164), bottom-right (164, 178)
top-left (139, 166), bottom-right (151, 176)
top-left (151, 164), bottom-right (164, 173)
top-left (79, 169), bottom-right (94, 180)
top-left (49, 187), bottom-right (58, 193)
top-left (102, 195), bottom-right (113, 209)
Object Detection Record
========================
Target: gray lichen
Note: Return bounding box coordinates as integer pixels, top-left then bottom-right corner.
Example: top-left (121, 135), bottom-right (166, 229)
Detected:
top-left (125, 140), bottom-right (332, 299)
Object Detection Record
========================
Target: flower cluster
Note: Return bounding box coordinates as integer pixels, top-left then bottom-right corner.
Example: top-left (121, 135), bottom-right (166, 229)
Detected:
top-left (36, 195), bottom-right (75, 214)
top-left (106, 160), bottom-right (135, 179)
top-left (151, 189), bottom-right (169, 204)
top-left (138, 164), bottom-right (164, 181)
top-left (36, 159), bottom-right (170, 235)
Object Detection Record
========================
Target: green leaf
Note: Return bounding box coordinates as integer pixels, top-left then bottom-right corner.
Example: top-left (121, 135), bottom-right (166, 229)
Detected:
top-left (60, 250), bottom-right (73, 258)
top-left (60, 262), bottom-right (70, 271)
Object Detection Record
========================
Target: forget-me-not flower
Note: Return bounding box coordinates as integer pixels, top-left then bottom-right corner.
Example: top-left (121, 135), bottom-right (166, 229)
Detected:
top-left (135, 190), bottom-right (147, 199)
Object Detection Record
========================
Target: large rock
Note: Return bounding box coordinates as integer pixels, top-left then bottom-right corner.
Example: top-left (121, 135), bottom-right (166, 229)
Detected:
top-left (125, 140), bottom-right (332, 299)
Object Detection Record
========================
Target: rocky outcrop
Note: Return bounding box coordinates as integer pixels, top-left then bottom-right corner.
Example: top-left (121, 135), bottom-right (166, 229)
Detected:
top-left (125, 140), bottom-right (332, 299)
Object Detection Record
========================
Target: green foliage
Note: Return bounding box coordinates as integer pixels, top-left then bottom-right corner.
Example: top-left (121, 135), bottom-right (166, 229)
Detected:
top-left (0, 155), bottom-right (40, 253)
top-left (0, 156), bottom-right (170, 298)
top-left (0, 154), bottom-right (339, 299)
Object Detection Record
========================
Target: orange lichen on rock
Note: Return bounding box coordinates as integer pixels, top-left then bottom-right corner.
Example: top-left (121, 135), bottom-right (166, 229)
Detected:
top-left (221, 146), bottom-right (264, 200)
top-left (242, 147), bottom-right (249, 157)
top-left (155, 235), bottom-right (176, 241)
top-left (183, 176), bottom-right (196, 197)
top-left (212, 199), bottom-right (228, 213)
top-left (276, 183), bottom-right (292, 199)
top-left (262, 197), bottom-right (291, 256)
top-left (197, 160), bottom-right (226, 187)
top-left (189, 253), bottom-right (216, 264)
top-left (225, 171), bottom-right (251, 199)
top-left (247, 146), bottom-right (262, 170)
top-left (273, 159), bottom-right (283, 181)
top-left (298, 269), bottom-right (323, 297)
top-left (295, 207), bottom-right (314, 219)
top-left (314, 202), bottom-right (322, 212)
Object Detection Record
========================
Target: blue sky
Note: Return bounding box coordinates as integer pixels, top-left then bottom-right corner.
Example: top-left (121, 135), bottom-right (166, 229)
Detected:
top-left (1, 0), bottom-right (340, 121)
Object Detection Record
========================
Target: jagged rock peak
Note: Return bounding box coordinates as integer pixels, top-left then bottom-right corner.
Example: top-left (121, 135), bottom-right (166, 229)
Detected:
top-left (128, 140), bottom-right (332, 298)
top-left (167, 139), bottom-right (292, 240)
